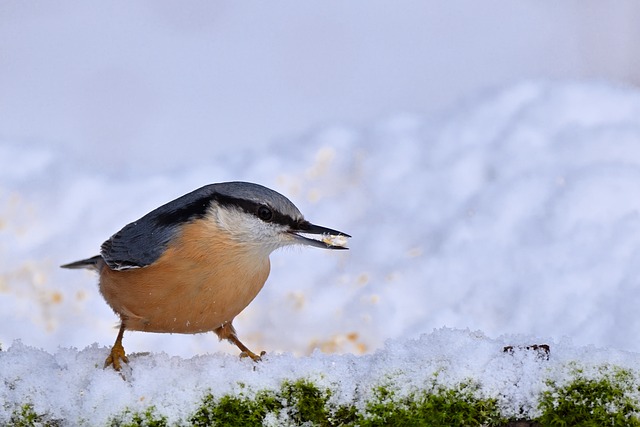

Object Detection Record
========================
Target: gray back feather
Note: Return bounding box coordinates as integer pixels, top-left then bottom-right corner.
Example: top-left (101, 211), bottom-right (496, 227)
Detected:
top-left (100, 182), bottom-right (302, 270)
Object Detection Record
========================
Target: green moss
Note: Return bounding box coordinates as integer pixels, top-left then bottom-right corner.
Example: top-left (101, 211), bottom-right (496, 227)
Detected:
top-left (190, 390), bottom-right (280, 427)
top-left (9, 403), bottom-right (61, 427)
top-left (360, 383), bottom-right (505, 427)
top-left (279, 379), bottom-right (332, 425)
top-left (109, 406), bottom-right (168, 427)
top-left (189, 379), bottom-right (353, 426)
top-left (537, 366), bottom-right (640, 426)
top-left (187, 379), bottom-right (502, 427)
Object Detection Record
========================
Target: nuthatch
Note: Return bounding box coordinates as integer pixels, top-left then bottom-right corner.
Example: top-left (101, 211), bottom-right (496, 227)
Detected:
top-left (61, 181), bottom-right (350, 370)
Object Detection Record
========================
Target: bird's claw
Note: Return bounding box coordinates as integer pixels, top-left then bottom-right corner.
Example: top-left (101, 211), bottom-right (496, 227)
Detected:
top-left (239, 350), bottom-right (266, 362)
top-left (104, 343), bottom-right (129, 371)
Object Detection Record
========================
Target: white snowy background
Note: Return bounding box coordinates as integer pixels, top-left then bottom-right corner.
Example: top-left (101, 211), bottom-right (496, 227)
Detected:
top-left (2, 2), bottom-right (640, 424)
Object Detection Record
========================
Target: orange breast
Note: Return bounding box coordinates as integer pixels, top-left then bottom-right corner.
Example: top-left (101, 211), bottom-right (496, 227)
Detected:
top-left (98, 220), bottom-right (271, 333)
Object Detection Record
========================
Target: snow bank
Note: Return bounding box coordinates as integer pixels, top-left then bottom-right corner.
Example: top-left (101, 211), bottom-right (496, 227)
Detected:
top-left (3, 328), bottom-right (640, 425)
top-left (2, 81), bottom-right (640, 422)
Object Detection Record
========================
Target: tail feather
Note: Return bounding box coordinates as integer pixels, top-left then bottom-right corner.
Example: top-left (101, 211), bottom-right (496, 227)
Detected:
top-left (60, 255), bottom-right (103, 270)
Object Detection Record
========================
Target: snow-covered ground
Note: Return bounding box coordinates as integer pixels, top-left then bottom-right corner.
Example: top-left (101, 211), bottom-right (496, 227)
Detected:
top-left (4, 327), bottom-right (640, 425)
top-left (3, 81), bottom-right (640, 422)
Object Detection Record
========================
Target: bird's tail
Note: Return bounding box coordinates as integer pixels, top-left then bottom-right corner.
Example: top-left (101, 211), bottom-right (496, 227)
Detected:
top-left (60, 255), bottom-right (103, 270)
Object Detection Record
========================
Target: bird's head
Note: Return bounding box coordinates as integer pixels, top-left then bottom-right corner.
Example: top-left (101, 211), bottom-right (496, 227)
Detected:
top-left (207, 182), bottom-right (350, 254)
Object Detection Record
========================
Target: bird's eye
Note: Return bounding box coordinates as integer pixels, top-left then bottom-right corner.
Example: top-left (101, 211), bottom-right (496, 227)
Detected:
top-left (257, 205), bottom-right (273, 221)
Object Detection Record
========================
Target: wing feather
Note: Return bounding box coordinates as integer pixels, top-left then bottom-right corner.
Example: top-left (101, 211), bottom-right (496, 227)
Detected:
top-left (100, 185), bottom-right (217, 270)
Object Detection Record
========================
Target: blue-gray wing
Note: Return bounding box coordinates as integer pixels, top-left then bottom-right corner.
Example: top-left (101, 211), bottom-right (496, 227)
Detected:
top-left (100, 220), bottom-right (177, 270)
top-left (100, 185), bottom-right (218, 270)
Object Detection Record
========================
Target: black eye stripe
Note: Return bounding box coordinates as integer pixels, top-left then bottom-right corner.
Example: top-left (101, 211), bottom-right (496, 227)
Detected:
top-left (213, 193), bottom-right (299, 228)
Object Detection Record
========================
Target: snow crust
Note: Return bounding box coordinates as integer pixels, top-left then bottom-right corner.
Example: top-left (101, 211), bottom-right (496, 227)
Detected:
top-left (3, 81), bottom-right (640, 422)
top-left (2, 328), bottom-right (640, 424)
top-left (3, 328), bottom-right (640, 425)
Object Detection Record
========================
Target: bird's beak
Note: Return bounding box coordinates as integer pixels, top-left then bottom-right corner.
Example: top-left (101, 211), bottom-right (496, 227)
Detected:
top-left (289, 222), bottom-right (351, 250)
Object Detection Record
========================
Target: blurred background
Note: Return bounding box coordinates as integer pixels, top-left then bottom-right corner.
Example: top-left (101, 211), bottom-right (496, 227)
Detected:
top-left (2, 2), bottom-right (640, 357)
top-left (1, 1), bottom-right (639, 174)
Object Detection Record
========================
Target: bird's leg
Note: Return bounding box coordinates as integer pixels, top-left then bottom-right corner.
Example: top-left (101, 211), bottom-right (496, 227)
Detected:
top-left (215, 321), bottom-right (265, 362)
top-left (104, 323), bottom-right (129, 370)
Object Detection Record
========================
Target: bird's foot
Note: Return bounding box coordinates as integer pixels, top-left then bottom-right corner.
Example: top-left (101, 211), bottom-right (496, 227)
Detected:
top-left (216, 322), bottom-right (266, 362)
top-left (104, 342), bottom-right (129, 371)
top-left (239, 350), bottom-right (266, 362)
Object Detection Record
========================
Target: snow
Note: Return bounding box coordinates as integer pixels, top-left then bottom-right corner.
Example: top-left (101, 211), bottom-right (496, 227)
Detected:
top-left (3, 81), bottom-right (640, 422)
top-left (3, 329), bottom-right (640, 424)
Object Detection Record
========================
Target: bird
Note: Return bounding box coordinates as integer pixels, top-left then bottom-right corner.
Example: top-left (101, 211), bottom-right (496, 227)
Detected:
top-left (61, 181), bottom-right (350, 371)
